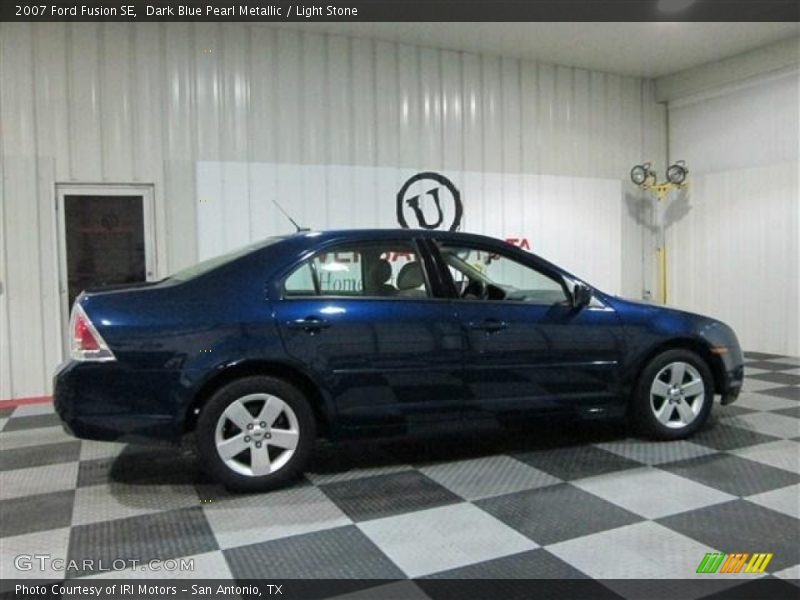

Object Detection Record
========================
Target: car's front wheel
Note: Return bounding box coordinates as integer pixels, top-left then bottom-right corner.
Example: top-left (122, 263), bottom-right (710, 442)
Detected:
top-left (196, 376), bottom-right (316, 491)
top-left (631, 349), bottom-right (713, 440)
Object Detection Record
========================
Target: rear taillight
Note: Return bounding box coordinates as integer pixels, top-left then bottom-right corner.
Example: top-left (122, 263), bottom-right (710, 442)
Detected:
top-left (69, 304), bottom-right (116, 362)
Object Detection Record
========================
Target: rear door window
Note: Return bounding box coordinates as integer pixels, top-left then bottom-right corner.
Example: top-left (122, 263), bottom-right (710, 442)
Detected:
top-left (283, 242), bottom-right (429, 298)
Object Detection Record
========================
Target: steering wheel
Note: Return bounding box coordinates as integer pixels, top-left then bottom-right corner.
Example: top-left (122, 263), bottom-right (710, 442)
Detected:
top-left (462, 278), bottom-right (488, 300)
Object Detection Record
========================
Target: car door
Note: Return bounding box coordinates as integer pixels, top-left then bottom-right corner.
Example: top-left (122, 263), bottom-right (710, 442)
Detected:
top-left (430, 239), bottom-right (624, 419)
top-left (273, 237), bottom-right (464, 434)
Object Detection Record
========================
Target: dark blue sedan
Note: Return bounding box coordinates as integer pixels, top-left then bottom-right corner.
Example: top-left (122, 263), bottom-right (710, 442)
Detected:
top-left (54, 229), bottom-right (743, 491)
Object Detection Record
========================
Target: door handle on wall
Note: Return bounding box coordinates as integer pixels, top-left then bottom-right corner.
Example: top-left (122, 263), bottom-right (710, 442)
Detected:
top-left (467, 319), bottom-right (509, 332)
top-left (286, 317), bottom-right (331, 333)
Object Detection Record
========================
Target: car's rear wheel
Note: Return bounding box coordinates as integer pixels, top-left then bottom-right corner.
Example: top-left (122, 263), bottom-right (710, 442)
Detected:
top-left (196, 376), bottom-right (316, 491)
top-left (631, 349), bottom-right (713, 440)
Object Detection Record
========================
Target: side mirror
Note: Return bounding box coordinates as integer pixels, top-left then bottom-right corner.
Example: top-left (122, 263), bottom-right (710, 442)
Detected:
top-left (573, 283), bottom-right (592, 308)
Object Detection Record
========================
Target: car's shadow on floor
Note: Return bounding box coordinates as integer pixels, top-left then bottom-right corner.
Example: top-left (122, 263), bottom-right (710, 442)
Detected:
top-left (307, 417), bottom-right (631, 476)
top-left (99, 404), bottom-right (744, 505)
top-left (73, 400), bottom-right (748, 511)
top-left (101, 416), bottom-right (633, 496)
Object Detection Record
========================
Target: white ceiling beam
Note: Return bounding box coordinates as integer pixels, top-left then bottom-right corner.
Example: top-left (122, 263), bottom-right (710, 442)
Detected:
top-left (655, 36), bottom-right (800, 103)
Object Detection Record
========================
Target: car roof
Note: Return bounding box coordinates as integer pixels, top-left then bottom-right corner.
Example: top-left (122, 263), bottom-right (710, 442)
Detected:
top-left (282, 228), bottom-right (503, 245)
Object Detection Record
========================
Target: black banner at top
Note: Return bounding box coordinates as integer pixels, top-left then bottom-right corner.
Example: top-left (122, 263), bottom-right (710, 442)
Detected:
top-left (2, 0), bottom-right (799, 22)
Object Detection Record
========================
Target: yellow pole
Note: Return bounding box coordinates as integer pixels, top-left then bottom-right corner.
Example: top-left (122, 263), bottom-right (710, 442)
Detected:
top-left (655, 183), bottom-right (671, 305)
top-left (638, 178), bottom-right (686, 306)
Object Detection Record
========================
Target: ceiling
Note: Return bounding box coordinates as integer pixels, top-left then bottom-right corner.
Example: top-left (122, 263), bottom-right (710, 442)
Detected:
top-left (268, 23), bottom-right (799, 78)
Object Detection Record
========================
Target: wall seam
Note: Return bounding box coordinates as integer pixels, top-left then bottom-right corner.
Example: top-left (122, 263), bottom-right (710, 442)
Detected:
top-left (31, 24), bottom-right (49, 395)
top-left (97, 23), bottom-right (107, 181)
top-left (0, 23), bottom-right (13, 396)
top-left (65, 24), bottom-right (74, 179)
top-left (129, 24), bottom-right (139, 181)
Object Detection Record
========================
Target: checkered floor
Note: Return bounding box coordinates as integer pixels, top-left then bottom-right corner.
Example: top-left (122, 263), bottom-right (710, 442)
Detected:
top-left (1, 352), bottom-right (798, 596)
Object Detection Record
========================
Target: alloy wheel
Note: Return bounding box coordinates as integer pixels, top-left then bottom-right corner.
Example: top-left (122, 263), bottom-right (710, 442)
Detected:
top-left (214, 393), bottom-right (300, 477)
top-left (649, 361), bottom-right (705, 429)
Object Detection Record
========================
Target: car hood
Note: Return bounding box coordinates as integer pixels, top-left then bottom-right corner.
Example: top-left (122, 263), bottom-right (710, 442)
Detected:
top-left (608, 295), bottom-right (706, 319)
top-left (606, 295), bottom-right (740, 350)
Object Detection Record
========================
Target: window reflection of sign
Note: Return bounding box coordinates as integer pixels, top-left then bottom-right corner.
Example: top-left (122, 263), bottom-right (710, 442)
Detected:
top-left (78, 212), bottom-right (133, 235)
top-left (319, 271), bottom-right (361, 293)
top-left (77, 211), bottom-right (135, 235)
top-left (64, 195), bottom-right (146, 310)
top-left (315, 249), bottom-right (418, 292)
top-left (316, 254), bottom-right (359, 292)
top-left (100, 213), bottom-right (119, 230)
top-left (78, 226), bottom-right (135, 234)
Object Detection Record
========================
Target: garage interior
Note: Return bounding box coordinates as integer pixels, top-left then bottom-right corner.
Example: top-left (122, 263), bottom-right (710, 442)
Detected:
top-left (1, 19), bottom-right (799, 594)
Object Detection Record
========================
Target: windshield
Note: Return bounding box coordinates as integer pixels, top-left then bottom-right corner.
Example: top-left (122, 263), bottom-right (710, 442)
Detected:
top-left (168, 238), bottom-right (282, 282)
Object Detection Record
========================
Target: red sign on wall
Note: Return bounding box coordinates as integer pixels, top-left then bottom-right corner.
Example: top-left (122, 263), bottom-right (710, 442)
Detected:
top-left (505, 237), bottom-right (531, 251)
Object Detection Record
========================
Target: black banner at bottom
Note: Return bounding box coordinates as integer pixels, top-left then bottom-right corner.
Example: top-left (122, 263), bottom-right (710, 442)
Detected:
top-left (2, 579), bottom-right (800, 600)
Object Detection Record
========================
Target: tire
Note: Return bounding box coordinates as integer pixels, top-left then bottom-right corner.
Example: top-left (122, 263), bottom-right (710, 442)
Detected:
top-left (196, 376), bottom-right (316, 492)
top-left (630, 349), bottom-right (714, 440)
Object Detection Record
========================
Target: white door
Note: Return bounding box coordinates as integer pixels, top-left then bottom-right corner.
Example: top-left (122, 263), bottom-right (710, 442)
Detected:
top-left (56, 184), bottom-right (157, 350)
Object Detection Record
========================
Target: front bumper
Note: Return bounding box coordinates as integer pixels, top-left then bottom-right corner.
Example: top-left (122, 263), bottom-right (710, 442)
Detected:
top-left (695, 318), bottom-right (745, 406)
top-left (720, 380), bottom-right (742, 405)
top-left (716, 342), bottom-right (744, 405)
top-left (53, 360), bottom-right (186, 443)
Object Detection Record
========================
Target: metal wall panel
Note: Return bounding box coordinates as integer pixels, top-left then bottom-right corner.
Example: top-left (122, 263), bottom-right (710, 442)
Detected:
top-left (666, 162), bottom-right (799, 355)
top-left (196, 162), bottom-right (624, 294)
top-left (0, 159), bottom-right (8, 399)
top-left (666, 70), bottom-right (800, 355)
top-left (669, 71), bottom-right (800, 173)
top-left (0, 22), bottom-right (664, 397)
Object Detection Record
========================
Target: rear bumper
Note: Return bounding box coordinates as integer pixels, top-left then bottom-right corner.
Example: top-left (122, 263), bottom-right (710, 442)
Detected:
top-left (53, 360), bottom-right (186, 443)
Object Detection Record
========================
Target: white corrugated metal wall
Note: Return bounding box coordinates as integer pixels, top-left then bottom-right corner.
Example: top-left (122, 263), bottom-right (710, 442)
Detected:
top-left (0, 23), bottom-right (666, 399)
top-left (195, 162), bottom-right (626, 294)
top-left (666, 70), bottom-right (800, 355)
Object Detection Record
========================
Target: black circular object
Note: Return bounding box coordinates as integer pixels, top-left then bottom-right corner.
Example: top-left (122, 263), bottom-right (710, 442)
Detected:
top-left (667, 163), bottom-right (688, 185)
top-left (630, 164), bottom-right (650, 186)
top-left (396, 171), bottom-right (463, 231)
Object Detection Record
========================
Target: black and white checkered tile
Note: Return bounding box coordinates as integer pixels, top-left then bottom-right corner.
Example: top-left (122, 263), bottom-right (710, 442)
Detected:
top-left (1, 352), bottom-right (798, 596)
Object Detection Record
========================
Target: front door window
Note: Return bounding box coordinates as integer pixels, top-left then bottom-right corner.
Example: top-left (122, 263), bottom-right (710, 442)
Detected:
top-left (439, 244), bottom-right (568, 305)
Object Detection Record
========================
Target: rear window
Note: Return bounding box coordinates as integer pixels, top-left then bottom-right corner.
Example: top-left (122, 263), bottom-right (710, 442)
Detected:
top-left (168, 238), bottom-right (282, 282)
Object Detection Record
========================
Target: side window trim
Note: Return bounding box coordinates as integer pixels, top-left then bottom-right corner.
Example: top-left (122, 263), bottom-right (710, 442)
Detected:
top-left (414, 238), bottom-right (452, 299)
top-left (308, 258), bottom-right (321, 295)
top-left (423, 238), bottom-right (460, 298)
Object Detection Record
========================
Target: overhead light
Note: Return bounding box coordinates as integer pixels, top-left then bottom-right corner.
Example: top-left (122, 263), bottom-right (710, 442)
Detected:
top-left (657, 0), bottom-right (696, 12)
top-left (666, 161), bottom-right (688, 185)
top-left (630, 163), bottom-right (655, 186)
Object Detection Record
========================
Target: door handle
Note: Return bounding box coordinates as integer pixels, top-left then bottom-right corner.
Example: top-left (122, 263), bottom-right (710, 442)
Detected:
top-left (467, 319), bottom-right (509, 332)
top-left (286, 317), bottom-right (331, 333)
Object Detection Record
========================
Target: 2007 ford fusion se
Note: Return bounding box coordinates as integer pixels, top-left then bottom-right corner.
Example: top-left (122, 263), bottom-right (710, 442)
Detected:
top-left (55, 229), bottom-right (743, 491)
